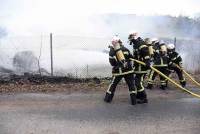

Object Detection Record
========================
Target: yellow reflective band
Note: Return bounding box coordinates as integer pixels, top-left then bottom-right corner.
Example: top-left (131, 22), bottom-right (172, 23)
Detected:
top-left (138, 75), bottom-right (145, 92)
top-left (139, 45), bottom-right (147, 50)
top-left (123, 51), bottom-right (129, 55)
top-left (149, 70), bottom-right (155, 80)
top-left (130, 90), bottom-right (137, 94)
top-left (134, 71), bottom-right (148, 74)
top-left (153, 65), bottom-right (168, 67)
top-left (172, 57), bottom-right (177, 61)
top-left (161, 80), bottom-right (166, 85)
top-left (180, 79), bottom-right (186, 82)
top-left (147, 81), bottom-right (153, 84)
top-left (112, 70), bottom-right (134, 76)
top-left (144, 56), bottom-right (150, 59)
top-left (141, 74), bottom-right (144, 82)
top-left (107, 77), bottom-right (116, 94)
top-left (106, 91), bottom-right (112, 94)
top-left (161, 58), bottom-right (163, 65)
top-left (148, 79), bottom-right (153, 82)
top-left (109, 56), bottom-right (117, 61)
top-left (139, 64), bottom-right (141, 72)
top-left (138, 88), bottom-right (144, 92)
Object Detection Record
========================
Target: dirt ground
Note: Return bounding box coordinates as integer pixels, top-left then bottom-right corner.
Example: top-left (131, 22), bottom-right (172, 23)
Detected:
top-left (0, 74), bottom-right (200, 134)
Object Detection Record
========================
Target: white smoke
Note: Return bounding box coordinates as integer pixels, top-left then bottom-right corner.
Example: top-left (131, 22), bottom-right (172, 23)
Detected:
top-left (0, 0), bottom-right (200, 75)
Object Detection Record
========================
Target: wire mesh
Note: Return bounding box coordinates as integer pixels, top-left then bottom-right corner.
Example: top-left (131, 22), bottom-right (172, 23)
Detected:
top-left (0, 35), bottom-right (199, 78)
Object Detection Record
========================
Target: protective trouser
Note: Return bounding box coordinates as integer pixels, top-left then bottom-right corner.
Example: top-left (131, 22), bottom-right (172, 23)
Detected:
top-left (135, 74), bottom-right (147, 102)
top-left (147, 67), bottom-right (168, 90)
top-left (104, 73), bottom-right (137, 105)
top-left (166, 66), bottom-right (186, 87)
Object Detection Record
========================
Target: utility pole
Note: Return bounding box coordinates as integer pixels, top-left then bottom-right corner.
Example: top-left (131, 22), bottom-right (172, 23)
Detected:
top-left (50, 33), bottom-right (53, 76)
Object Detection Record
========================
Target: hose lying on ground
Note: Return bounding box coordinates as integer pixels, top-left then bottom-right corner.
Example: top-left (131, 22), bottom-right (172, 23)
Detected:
top-left (130, 58), bottom-right (200, 99)
top-left (174, 64), bottom-right (200, 89)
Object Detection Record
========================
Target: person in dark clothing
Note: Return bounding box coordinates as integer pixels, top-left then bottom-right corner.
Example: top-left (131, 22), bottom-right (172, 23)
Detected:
top-left (147, 40), bottom-right (169, 90)
top-left (104, 36), bottom-right (137, 105)
top-left (166, 43), bottom-right (186, 87)
top-left (128, 31), bottom-right (149, 103)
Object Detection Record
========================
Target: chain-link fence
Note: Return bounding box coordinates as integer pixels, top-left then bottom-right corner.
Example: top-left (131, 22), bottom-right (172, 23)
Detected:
top-left (0, 35), bottom-right (199, 78)
top-left (0, 35), bottom-right (112, 78)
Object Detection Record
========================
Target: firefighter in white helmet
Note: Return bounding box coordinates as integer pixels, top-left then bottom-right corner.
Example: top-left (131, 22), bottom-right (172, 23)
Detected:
top-left (146, 40), bottom-right (170, 90)
top-left (144, 38), bottom-right (154, 58)
top-left (104, 36), bottom-right (137, 105)
top-left (166, 43), bottom-right (186, 87)
top-left (128, 31), bottom-right (149, 104)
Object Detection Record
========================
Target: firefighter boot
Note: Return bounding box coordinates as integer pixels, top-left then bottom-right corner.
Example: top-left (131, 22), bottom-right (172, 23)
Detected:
top-left (137, 91), bottom-right (148, 104)
top-left (130, 94), bottom-right (137, 105)
top-left (180, 81), bottom-right (186, 87)
top-left (146, 83), bottom-right (153, 89)
top-left (165, 80), bottom-right (168, 88)
top-left (104, 93), bottom-right (114, 103)
top-left (160, 85), bottom-right (166, 90)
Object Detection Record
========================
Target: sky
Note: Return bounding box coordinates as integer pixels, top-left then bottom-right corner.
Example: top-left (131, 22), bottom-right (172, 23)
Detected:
top-left (1, 0), bottom-right (200, 36)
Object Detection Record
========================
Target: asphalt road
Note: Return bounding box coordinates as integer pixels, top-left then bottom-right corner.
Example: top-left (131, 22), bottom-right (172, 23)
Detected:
top-left (0, 90), bottom-right (200, 134)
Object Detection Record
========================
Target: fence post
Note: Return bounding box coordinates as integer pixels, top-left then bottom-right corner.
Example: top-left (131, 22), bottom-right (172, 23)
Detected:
top-left (174, 37), bottom-right (176, 47)
top-left (86, 64), bottom-right (89, 78)
top-left (50, 33), bottom-right (54, 76)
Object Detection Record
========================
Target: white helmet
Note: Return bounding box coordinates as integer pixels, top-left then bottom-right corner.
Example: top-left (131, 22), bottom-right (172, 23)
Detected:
top-left (112, 36), bottom-right (120, 42)
top-left (167, 43), bottom-right (175, 50)
top-left (111, 36), bottom-right (121, 45)
top-left (159, 40), bottom-right (165, 45)
top-left (128, 30), bottom-right (138, 40)
top-left (151, 38), bottom-right (159, 43)
top-left (144, 38), bottom-right (152, 45)
top-left (129, 30), bottom-right (138, 35)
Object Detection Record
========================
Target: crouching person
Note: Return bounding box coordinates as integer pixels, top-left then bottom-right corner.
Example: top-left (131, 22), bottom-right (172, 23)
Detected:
top-left (166, 43), bottom-right (186, 87)
top-left (104, 36), bottom-right (137, 105)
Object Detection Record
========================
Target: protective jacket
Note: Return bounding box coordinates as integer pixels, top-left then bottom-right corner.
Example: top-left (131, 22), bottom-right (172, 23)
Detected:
top-left (153, 43), bottom-right (169, 67)
top-left (109, 45), bottom-right (134, 76)
top-left (168, 51), bottom-right (182, 65)
top-left (129, 37), bottom-right (151, 74)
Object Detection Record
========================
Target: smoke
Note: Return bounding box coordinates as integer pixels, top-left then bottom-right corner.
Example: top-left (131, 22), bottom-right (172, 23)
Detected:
top-left (0, 27), bottom-right (7, 39)
top-left (0, 0), bottom-right (115, 76)
top-left (99, 14), bottom-right (200, 72)
top-left (0, 0), bottom-right (200, 76)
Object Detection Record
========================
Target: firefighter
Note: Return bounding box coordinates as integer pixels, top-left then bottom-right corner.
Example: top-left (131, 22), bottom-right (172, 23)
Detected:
top-left (144, 38), bottom-right (154, 58)
top-left (166, 43), bottom-right (186, 87)
top-left (128, 31), bottom-right (149, 104)
top-left (147, 40), bottom-right (169, 90)
top-left (143, 38), bottom-right (154, 79)
top-left (104, 36), bottom-right (137, 105)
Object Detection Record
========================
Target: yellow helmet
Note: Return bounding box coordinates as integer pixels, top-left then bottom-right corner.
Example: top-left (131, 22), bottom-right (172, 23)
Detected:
top-left (144, 38), bottom-right (152, 45)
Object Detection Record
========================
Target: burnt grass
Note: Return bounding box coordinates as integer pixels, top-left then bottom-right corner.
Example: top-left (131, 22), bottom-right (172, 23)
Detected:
top-left (0, 73), bottom-right (112, 93)
top-left (0, 73), bottom-right (199, 94)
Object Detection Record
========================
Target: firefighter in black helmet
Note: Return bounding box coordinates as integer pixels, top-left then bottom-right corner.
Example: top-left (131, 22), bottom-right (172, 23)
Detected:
top-left (104, 36), bottom-right (137, 105)
top-left (128, 31), bottom-right (149, 104)
top-left (147, 40), bottom-right (169, 90)
top-left (166, 43), bottom-right (186, 87)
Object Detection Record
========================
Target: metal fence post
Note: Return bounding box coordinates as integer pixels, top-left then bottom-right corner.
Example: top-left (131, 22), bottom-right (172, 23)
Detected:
top-left (174, 37), bottom-right (176, 47)
top-left (86, 64), bottom-right (89, 78)
top-left (50, 33), bottom-right (53, 76)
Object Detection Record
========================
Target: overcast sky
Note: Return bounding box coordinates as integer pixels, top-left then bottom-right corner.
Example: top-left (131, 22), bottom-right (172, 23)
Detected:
top-left (1, 0), bottom-right (200, 36)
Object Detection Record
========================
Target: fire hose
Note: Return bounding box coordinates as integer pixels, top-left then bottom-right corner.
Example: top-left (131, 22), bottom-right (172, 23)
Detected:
top-left (174, 64), bottom-right (200, 88)
top-left (130, 58), bottom-right (200, 99)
